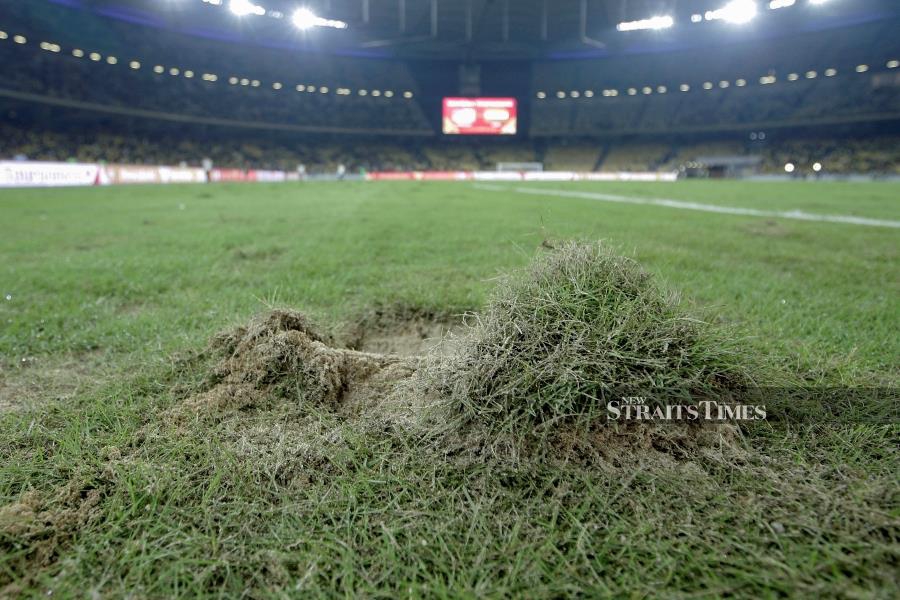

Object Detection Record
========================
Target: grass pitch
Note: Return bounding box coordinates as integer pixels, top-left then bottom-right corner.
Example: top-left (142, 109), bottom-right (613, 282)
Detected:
top-left (1, 180), bottom-right (898, 597)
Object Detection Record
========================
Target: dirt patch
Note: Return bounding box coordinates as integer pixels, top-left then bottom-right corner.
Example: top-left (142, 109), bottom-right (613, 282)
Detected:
top-left (0, 481), bottom-right (104, 595)
top-left (742, 219), bottom-right (793, 237)
top-left (344, 304), bottom-right (465, 358)
top-left (0, 353), bottom-right (108, 413)
top-left (179, 310), bottom-right (419, 419)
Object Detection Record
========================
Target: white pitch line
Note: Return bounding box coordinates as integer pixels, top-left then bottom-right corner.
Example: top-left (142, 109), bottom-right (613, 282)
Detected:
top-left (472, 184), bottom-right (900, 229)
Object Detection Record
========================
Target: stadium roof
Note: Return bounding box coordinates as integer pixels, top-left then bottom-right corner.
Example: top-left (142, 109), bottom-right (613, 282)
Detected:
top-left (44, 0), bottom-right (900, 60)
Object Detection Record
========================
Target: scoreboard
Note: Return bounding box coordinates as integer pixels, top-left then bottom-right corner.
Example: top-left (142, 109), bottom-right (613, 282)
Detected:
top-left (442, 97), bottom-right (518, 135)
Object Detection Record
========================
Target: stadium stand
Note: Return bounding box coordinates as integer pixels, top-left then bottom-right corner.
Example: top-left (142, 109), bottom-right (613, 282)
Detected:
top-left (0, 0), bottom-right (898, 176)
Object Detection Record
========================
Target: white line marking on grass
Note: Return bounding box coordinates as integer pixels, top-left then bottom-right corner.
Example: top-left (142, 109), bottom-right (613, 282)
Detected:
top-left (472, 184), bottom-right (900, 229)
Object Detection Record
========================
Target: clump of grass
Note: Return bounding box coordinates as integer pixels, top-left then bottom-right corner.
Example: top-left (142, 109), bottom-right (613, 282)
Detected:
top-left (427, 242), bottom-right (758, 439)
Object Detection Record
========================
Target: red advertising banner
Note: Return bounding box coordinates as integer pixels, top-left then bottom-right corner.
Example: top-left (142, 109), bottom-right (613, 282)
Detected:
top-left (209, 169), bottom-right (250, 182)
top-left (442, 98), bottom-right (518, 135)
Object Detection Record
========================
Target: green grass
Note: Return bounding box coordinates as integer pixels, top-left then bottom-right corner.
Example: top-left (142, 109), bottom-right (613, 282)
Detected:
top-left (0, 180), bottom-right (898, 597)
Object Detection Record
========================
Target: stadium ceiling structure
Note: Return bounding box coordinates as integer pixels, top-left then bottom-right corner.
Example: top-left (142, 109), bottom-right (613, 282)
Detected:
top-left (53, 0), bottom-right (900, 59)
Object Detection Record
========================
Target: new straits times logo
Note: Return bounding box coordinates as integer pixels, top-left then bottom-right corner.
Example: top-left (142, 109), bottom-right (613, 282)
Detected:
top-left (607, 397), bottom-right (767, 422)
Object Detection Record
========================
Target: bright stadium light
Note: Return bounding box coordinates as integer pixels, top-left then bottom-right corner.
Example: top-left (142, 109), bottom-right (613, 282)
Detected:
top-left (824, 68), bottom-right (837, 76)
top-left (229, 0), bottom-right (264, 17)
top-left (292, 7), bottom-right (348, 29)
top-left (705, 0), bottom-right (758, 24)
top-left (616, 15), bottom-right (674, 32)
top-left (812, 162), bottom-right (822, 172)
top-left (680, 83), bottom-right (690, 91)
top-left (72, 48), bottom-right (84, 57)
top-left (887, 60), bottom-right (899, 69)
top-left (784, 162), bottom-right (795, 173)
top-left (0, 31), bottom-right (7, 40)
top-left (809, 0), bottom-right (830, 5)
top-left (292, 8), bottom-right (317, 29)
top-left (855, 64), bottom-right (869, 73)
top-left (768, 0), bottom-right (794, 9)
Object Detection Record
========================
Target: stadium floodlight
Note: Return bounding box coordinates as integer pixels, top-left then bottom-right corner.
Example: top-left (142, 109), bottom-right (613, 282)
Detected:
top-left (185, 70), bottom-right (195, 78)
top-left (805, 70), bottom-right (816, 78)
top-left (106, 56), bottom-right (118, 64)
top-left (584, 90), bottom-right (594, 97)
top-left (642, 86), bottom-right (652, 95)
top-left (385, 90), bottom-right (394, 97)
top-left (616, 15), bottom-right (674, 32)
top-left (784, 162), bottom-right (795, 173)
top-left (702, 81), bottom-right (713, 89)
top-left (72, 48), bottom-right (84, 57)
top-left (292, 8), bottom-right (317, 29)
top-left (767, 0), bottom-right (794, 9)
top-left (556, 91), bottom-right (566, 98)
top-left (89, 52), bottom-right (101, 61)
top-left (129, 61), bottom-right (141, 69)
top-left (824, 68), bottom-right (837, 76)
top-left (0, 31), bottom-right (7, 40)
top-left (403, 91), bottom-right (414, 98)
top-left (812, 162), bottom-right (822, 172)
top-left (691, 14), bottom-right (703, 23)
top-left (808, 0), bottom-right (829, 5)
top-left (888, 60), bottom-right (899, 69)
top-left (13, 35), bottom-right (26, 44)
top-left (787, 73), bottom-right (799, 81)
top-left (855, 64), bottom-right (868, 73)
top-left (536, 91), bottom-right (546, 99)
top-left (705, 0), bottom-right (758, 24)
top-left (627, 88), bottom-right (637, 95)
top-left (657, 86), bottom-right (667, 93)
top-left (229, 0), bottom-right (265, 17)
top-left (736, 78), bottom-right (747, 86)
top-left (154, 65), bottom-right (165, 74)
top-left (679, 83), bottom-right (690, 91)
top-left (292, 7), bottom-right (349, 30)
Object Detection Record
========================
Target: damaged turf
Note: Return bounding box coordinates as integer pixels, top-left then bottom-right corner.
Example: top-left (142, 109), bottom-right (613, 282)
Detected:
top-left (184, 310), bottom-right (419, 418)
top-left (173, 242), bottom-right (758, 460)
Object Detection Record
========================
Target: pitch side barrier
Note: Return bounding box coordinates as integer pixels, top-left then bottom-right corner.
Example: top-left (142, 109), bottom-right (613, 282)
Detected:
top-left (0, 162), bottom-right (677, 188)
top-left (364, 171), bottom-right (679, 182)
top-left (0, 161), bottom-right (299, 188)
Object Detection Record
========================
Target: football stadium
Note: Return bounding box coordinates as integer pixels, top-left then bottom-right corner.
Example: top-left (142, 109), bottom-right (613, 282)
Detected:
top-left (1, 0), bottom-right (898, 596)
